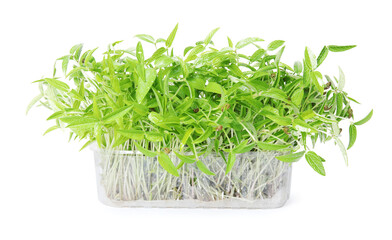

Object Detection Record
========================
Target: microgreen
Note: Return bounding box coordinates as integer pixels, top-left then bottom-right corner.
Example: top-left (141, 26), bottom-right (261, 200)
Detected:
top-left (28, 24), bottom-right (371, 176)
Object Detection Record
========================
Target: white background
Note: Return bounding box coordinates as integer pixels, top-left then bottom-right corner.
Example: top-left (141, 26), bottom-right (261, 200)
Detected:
top-left (1, 0), bottom-right (391, 239)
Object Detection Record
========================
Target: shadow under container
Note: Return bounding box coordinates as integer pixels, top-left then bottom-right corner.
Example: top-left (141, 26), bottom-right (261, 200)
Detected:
top-left (92, 148), bottom-right (292, 209)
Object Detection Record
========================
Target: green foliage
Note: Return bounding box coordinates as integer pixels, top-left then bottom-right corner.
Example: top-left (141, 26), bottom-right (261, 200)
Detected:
top-left (235, 37), bottom-right (264, 49)
top-left (158, 152), bottom-right (179, 177)
top-left (166, 23), bottom-right (178, 48)
top-left (276, 151), bottom-right (305, 163)
top-left (317, 46), bottom-right (329, 67)
top-left (267, 40), bottom-right (285, 51)
top-left (354, 110), bottom-right (373, 126)
top-left (196, 160), bottom-right (215, 175)
top-left (28, 25), bottom-right (370, 176)
top-left (347, 124), bottom-right (357, 150)
top-left (305, 151), bottom-right (326, 176)
top-left (328, 45), bottom-right (356, 52)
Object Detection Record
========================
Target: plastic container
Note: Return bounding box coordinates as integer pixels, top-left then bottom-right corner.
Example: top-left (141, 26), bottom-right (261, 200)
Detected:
top-left (92, 148), bottom-right (292, 209)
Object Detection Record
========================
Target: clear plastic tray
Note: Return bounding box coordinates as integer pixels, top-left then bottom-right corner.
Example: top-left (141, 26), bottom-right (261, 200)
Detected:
top-left (92, 148), bottom-right (292, 209)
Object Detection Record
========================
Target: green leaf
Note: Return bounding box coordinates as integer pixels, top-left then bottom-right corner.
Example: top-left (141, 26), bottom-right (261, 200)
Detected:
top-left (26, 93), bottom-right (43, 115)
top-left (46, 78), bottom-right (70, 92)
top-left (85, 47), bottom-right (98, 64)
top-left (347, 124), bottom-right (357, 150)
top-left (196, 160), bottom-right (215, 175)
top-left (311, 71), bottom-right (324, 94)
top-left (60, 116), bottom-right (83, 124)
top-left (146, 47), bottom-right (167, 63)
top-left (158, 152), bottom-right (179, 177)
top-left (134, 34), bottom-right (155, 44)
top-left (43, 125), bottom-right (59, 136)
top-left (335, 137), bottom-right (348, 165)
top-left (136, 68), bottom-right (157, 103)
top-left (174, 152), bottom-right (196, 164)
top-left (328, 45), bottom-right (356, 52)
top-left (354, 110), bottom-right (373, 125)
top-left (248, 79), bottom-right (269, 91)
top-left (252, 65), bottom-right (277, 79)
top-left (279, 62), bottom-right (294, 72)
top-left (300, 109), bottom-right (316, 120)
top-left (185, 45), bottom-right (205, 62)
top-left (304, 47), bottom-right (317, 70)
top-left (239, 122), bottom-right (257, 140)
top-left (260, 88), bottom-right (290, 104)
top-left (227, 36), bottom-right (233, 48)
top-left (148, 112), bottom-right (163, 125)
top-left (102, 105), bottom-right (132, 124)
top-left (294, 61), bottom-right (302, 74)
top-left (69, 89), bottom-right (84, 101)
top-left (235, 37), bottom-right (264, 49)
top-left (204, 27), bottom-right (220, 45)
top-left (65, 66), bottom-right (87, 78)
top-left (61, 56), bottom-right (70, 74)
top-left (177, 97), bottom-right (193, 113)
top-left (93, 95), bottom-right (100, 119)
top-left (291, 88), bottom-right (304, 106)
top-left (106, 54), bottom-right (120, 93)
top-left (183, 46), bottom-right (194, 56)
top-left (66, 117), bottom-right (99, 129)
top-left (276, 151), bottom-right (305, 162)
top-left (313, 114), bottom-right (337, 124)
top-left (228, 64), bottom-right (246, 78)
top-left (94, 123), bottom-right (103, 148)
top-left (79, 140), bottom-right (93, 151)
top-left (262, 106), bottom-right (279, 115)
top-left (46, 111), bottom-right (65, 120)
top-left (317, 46), bottom-right (329, 67)
top-left (293, 118), bottom-right (318, 132)
top-left (166, 23), bottom-right (179, 48)
top-left (305, 151), bottom-right (326, 176)
top-left (347, 96), bottom-right (361, 104)
top-left (70, 43), bottom-right (83, 60)
top-left (193, 128), bottom-right (213, 144)
top-left (145, 132), bottom-right (164, 142)
top-left (332, 121), bottom-right (340, 137)
top-left (155, 55), bottom-right (173, 68)
top-left (159, 116), bottom-right (181, 126)
top-left (136, 42), bottom-right (144, 64)
top-left (178, 57), bottom-right (189, 77)
top-left (181, 128), bottom-right (194, 149)
top-left (225, 152), bottom-right (236, 174)
top-left (204, 82), bottom-right (224, 94)
top-left (267, 40), bottom-right (285, 51)
top-left (134, 141), bottom-right (157, 157)
top-left (131, 103), bottom-right (148, 116)
top-left (337, 67), bottom-right (345, 91)
top-left (336, 93), bottom-right (343, 116)
top-left (250, 48), bottom-right (266, 62)
top-left (156, 38), bottom-right (166, 44)
top-left (303, 65), bottom-right (311, 85)
top-left (232, 141), bottom-right (256, 154)
top-left (117, 129), bottom-right (145, 141)
top-left (257, 142), bottom-right (290, 151)
top-left (265, 115), bottom-right (292, 126)
top-left (274, 46), bottom-right (285, 66)
top-left (70, 43), bottom-right (82, 54)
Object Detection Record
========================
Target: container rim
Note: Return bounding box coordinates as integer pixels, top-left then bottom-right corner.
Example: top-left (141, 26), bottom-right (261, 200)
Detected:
top-left (89, 144), bottom-right (144, 155)
top-left (89, 143), bottom-right (291, 157)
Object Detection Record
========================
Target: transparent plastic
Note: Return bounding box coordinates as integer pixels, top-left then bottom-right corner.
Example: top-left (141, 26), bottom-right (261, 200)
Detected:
top-left (92, 148), bottom-right (292, 209)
